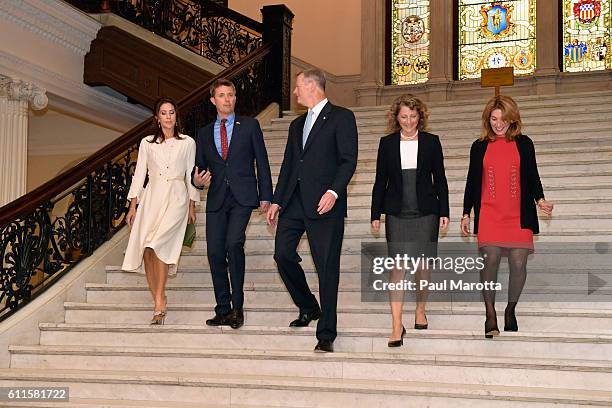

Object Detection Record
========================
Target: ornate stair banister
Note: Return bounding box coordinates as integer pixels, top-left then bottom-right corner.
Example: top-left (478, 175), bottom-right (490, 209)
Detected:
top-left (0, 0), bottom-right (292, 319)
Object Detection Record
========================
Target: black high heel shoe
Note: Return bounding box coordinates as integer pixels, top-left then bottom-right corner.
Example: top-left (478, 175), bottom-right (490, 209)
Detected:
top-left (414, 314), bottom-right (428, 330)
top-left (388, 326), bottom-right (406, 347)
top-left (485, 317), bottom-right (499, 339)
top-left (504, 308), bottom-right (518, 332)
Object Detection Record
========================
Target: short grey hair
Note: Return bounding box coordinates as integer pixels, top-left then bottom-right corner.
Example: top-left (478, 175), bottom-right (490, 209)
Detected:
top-left (298, 69), bottom-right (326, 91)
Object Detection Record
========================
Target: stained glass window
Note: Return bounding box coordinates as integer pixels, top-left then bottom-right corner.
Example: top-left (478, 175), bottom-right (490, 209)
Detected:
top-left (457, 0), bottom-right (537, 80)
top-left (562, 0), bottom-right (611, 72)
top-left (390, 0), bottom-right (430, 85)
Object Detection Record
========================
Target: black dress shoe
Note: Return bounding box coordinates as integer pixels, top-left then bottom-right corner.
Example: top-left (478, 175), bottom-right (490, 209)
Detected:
top-left (414, 315), bottom-right (428, 330)
top-left (229, 309), bottom-right (244, 329)
top-left (504, 308), bottom-right (518, 332)
top-left (485, 318), bottom-right (500, 339)
top-left (314, 339), bottom-right (333, 353)
top-left (388, 326), bottom-right (406, 348)
top-left (289, 308), bottom-right (321, 327)
top-left (205, 312), bottom-right (231, 326)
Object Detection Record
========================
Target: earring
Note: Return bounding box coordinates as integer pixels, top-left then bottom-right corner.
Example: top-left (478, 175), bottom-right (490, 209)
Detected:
top-left (157, 122), bottom-right (161, 128)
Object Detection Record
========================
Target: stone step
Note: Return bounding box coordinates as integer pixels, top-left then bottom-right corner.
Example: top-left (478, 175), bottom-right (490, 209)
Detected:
top-left (263, 126), bottom-right (612, 143)
top-left (0, 398), bottom-right (255, 408)
top-left (191, 216), bottom-right (612, 239)
top-left (106, 263), bottom-right (612, 287)
top-left (241, 172), bottom-right (612, 191)
top-left (279, 91), bottom-right (612, 119)
top-left (261, 140), bottom-right (612, 159)
top-left (262, 135), bottom-right (612, 154)
top-left (348, 180), bottom-right (612, 195)
top-left (10, 344), bottom-right (612, 393)
top-left (263, 110), bottom-right (612, 131)
top-left (3, 368), bottom-right (611, 407)
top-left (173, 238), bottom-right (612, 272)
top-left (83, 282), bottom-right (612, 307)
top-left (38, 323), bottom-right (612, 361)
top-left (261, 149), bottom-right (612, 167)
top-left (195, 200), bottom-right (612, 218)
top-left (271, 104), bottom-right (612, 126)
top-left (62, 302), bottom-right (612, 333)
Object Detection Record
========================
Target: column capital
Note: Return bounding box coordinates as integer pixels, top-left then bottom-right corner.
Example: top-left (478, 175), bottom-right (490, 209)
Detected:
top-left (0, 74), bottom-right (48, 110)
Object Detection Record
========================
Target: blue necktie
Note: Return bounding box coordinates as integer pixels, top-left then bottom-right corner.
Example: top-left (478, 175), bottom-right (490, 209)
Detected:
top-left (302, 110), bottom-right (315, 148)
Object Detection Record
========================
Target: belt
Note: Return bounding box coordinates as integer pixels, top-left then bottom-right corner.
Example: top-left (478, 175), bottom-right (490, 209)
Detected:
top-left (150, 175), bottom-right (184, 182)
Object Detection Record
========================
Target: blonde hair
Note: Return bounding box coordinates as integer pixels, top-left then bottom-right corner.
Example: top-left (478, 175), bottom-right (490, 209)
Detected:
top-left (480, 95), bottom-right (523, 141)
top-left (386, 94), bottom-right (429, 134)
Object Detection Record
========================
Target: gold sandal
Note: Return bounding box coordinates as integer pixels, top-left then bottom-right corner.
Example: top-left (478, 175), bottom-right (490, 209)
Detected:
top-left (150, 310), bottom-right (166, 325)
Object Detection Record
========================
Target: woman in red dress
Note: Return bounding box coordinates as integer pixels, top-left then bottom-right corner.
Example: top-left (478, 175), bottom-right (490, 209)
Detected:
top-left (461, 95), bottom-right (554, 338)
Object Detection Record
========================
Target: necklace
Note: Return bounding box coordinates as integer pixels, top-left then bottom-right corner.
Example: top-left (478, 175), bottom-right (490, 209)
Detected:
top-left (400, 130), bottom-right (418, 141)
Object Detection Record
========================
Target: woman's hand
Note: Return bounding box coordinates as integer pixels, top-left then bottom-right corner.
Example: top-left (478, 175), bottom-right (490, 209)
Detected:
top-left (126, 206), bottom-right (137, 229)
top-left (460, 215), bottom-right (471, 236)
top-left (188, 201), bottom-right (196, 224)
top-left (439, 217), bottom-right (449, 231)
top-left (537, 199), bottom-right (554, 216)
top-left (371, 220), bottom-right (380, 232)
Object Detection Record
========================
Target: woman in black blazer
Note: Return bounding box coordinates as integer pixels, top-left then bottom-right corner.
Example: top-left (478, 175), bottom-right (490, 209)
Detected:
top-left (371, 94), bottom-right (449, 347)
top-left (461, 95), bottom-right (553, 338)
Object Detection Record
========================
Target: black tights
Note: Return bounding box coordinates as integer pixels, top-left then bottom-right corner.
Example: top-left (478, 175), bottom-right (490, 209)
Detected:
top-left (480, 246), bottom-right (529, 322)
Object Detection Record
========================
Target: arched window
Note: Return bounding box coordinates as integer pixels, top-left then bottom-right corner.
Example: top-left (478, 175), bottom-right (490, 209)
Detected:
top-left (457, 0), bottom-right (537, 80)
top-left (562, 0), bottom-right (611, 72)
top-left (388, 0), bottom-right (430, 85)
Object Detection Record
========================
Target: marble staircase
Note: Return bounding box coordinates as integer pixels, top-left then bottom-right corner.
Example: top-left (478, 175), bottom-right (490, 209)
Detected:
top-left (2, 91), bottom-right (612, 407)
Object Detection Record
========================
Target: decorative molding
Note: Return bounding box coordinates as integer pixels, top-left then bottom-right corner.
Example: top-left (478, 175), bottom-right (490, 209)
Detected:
top-left (0, 51), bottom-right (149, 131)
top-left (0, 74), bottom-right (48, 110)
top-left (0, 0), bottom-right (100, 56)
top-left (291, 56), bottom-right (361, 84)
top-left (28, 142), bottom-right (108, 156)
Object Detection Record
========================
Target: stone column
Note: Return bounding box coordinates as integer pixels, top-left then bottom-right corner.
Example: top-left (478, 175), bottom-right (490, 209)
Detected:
top-left (0, 74), bottom-right (48, 207)
top-left (427, 0), bottom-right (454, 101)
top-left (534, 0), bottom-right (560, 94)
top-left (355, 0), bottom-right (386, 106)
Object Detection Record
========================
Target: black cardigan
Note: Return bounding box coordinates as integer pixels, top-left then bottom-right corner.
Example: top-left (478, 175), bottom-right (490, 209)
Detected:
top-left (462, 135), bottom-right (545, 234)
top-left (371, 131), bottom-right (449, 221)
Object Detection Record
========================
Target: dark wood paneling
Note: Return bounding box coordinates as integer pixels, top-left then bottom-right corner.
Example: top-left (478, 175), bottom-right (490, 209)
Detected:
top-left (84, 26), bottom-right (214, 109)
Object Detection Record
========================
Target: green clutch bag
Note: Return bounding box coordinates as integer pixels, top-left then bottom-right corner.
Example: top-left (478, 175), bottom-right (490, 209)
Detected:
top-left (183, 223), bottom-right (196, 247)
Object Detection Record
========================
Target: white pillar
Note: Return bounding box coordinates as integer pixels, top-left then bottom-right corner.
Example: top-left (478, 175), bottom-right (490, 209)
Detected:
top-left (0, 74), bottom-right (48, 207)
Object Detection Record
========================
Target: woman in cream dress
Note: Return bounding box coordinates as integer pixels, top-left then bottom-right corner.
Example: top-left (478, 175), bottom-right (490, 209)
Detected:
top-left (122, 97), bottom-right (200, 324)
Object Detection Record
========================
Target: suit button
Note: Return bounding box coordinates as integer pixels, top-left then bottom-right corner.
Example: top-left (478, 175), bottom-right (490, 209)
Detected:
top-left (299, 160), bottom-right (303, 163)
top-left (297, 177), bottom-right (301, 182)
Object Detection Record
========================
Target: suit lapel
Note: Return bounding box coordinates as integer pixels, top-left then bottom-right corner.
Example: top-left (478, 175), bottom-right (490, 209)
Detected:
top-left (392, 132), bottom-right (402, 174)
top-left (302, 102), bottom-right (332, 155)
top-left (207, 125), bottom-right (223, 162)
top-left (416, 131), bottom-right (424, 174)
top-left (296, 113), bottom-right (307, 154)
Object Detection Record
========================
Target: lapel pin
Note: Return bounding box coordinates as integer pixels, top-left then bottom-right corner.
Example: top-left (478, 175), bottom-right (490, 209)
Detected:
top-left (236, 121), bottom-right (241, 125)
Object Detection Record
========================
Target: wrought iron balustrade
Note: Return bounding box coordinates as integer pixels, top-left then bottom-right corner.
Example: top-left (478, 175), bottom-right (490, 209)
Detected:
top-left (67, 0), bottom-right (264, 67)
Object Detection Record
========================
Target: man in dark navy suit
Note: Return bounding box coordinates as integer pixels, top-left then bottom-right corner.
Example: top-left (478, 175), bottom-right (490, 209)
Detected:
top-left (266, 69), bottom-right (358, 352)
top-left (192, 78), bottom-right (272, 329)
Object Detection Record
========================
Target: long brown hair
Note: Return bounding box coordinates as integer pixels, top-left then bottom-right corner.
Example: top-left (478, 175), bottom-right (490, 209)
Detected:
top-left (386, 94), bottom-right (429, 134)
top-left (480, 95), bottom-right (523, 141)
top-left (148, 97), bottom-right (184, 144)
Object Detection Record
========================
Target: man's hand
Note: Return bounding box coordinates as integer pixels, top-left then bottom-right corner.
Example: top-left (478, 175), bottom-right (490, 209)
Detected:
top-left (266, 203), bottom-right (280, 227)
top-left (317, 191), bottom-right (337, 215)
top-left (371, 220), bottom-right (380, 231)
top-left (193, 166), bottom-right (211, 188)
top-left (259, 201), bottom-right (270, 214)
